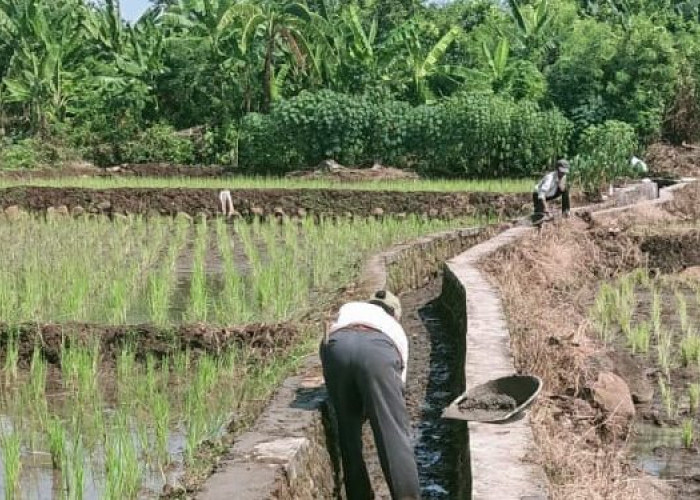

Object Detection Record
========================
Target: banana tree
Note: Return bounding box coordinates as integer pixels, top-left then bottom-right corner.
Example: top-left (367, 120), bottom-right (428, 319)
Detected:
top-left (482, 36), bottom-right (510, 91)
top-left (384, 21), bottom-right (462, 103)
top-left (236, 0), bottom-right (319, 112)
top-left (0, 0), bottom-right (84, 134)
top-left (506, 0), bottom-right (555, 60)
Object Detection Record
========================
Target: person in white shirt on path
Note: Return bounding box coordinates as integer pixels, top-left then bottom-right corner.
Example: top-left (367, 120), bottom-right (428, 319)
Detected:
top-left (320, 290), bottom-right (420, 500)
top-left (533, 159), bottom-right (571, 223)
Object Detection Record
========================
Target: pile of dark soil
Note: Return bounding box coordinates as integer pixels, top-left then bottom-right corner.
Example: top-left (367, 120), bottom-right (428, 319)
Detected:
top-left (457, 393), bottom-right (517, 418)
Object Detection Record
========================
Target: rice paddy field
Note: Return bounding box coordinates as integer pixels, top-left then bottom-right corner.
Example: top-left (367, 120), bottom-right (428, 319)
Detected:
top-left (0, 209), bottom-right (493, 499)
top-left (591, 266), bottom-right (700, 490)
top-left (0, 176), bottom-right (534, 193)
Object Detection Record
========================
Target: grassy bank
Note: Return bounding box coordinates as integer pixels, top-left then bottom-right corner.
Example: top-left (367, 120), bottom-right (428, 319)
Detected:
top-left (0, 176), bottom-right (534, 193)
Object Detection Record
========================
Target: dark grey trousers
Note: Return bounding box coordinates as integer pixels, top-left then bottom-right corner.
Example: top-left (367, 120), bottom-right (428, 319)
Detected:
top-left (320, 328), bottom-right (421, 500)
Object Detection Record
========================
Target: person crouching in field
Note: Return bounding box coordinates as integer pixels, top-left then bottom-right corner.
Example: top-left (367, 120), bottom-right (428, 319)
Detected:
top-left (533, 159), bottom-right (571, 224)
top-left (320, 290), bottom-right (420, 500)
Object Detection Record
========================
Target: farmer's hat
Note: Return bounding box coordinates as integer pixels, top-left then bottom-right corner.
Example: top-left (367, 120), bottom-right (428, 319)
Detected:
top-left (369, 290), bottom-right (402, 320)
top-left (556, 159), bottom-right (570, 174)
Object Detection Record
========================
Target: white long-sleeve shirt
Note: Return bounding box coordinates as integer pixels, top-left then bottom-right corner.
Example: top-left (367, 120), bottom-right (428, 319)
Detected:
top-left (534, 171), bottom-right (566, 200)
top-left (329, 302), bottom-right (409, 383)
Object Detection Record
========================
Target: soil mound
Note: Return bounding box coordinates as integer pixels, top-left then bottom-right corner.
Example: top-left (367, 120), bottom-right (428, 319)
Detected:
top-left (286, 160), bottom-right (419, 181)
top-left (646, 143), bottom-right (700, 178)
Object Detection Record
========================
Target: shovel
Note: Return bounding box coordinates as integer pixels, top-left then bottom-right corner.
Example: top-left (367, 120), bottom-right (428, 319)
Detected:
top-left (442, 375), bottom-right (542, 423)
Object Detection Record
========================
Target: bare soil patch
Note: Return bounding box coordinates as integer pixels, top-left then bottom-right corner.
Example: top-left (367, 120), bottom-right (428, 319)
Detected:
top-left (286, 162), bottom-right (419, 181)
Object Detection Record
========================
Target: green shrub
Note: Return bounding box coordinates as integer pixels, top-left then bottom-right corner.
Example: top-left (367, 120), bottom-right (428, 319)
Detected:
top-left (239, 90), bottom-right (572, 177)
top-left (0, 137), bottom-right (79, 170)
top-left (202, 124), bottom-right (239, 167)
top-left (121, 124), bottom-right (195, 164)
top-left (0, 138), bottom-right (44, 169)
top-left (572, 120), bottom-right (638, 193)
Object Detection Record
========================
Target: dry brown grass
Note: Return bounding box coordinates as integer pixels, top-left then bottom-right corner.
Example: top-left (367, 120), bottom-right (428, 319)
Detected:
top-left (481, 220), bottom-right (647, 499)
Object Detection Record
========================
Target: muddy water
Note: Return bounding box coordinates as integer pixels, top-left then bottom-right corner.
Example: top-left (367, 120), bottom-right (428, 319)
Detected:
top-left (632, 422), bottom-right (700, 498)
top-left (362, 278), bottom-right (467, 498)
top-left (0, 412), bottom-right (189, 499)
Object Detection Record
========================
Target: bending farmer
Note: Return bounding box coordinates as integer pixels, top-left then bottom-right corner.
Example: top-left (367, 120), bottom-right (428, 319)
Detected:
top-left (533, 159), bottom-right (570, 223)
top-left (320, 290), bottom-right (420, 500)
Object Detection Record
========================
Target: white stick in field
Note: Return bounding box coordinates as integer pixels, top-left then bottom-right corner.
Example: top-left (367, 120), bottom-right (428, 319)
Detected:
top-left (219, 190), bottom-right (234, 217)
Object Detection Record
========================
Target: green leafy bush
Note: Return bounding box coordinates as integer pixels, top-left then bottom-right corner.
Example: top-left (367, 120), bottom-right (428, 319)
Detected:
top-left (0, 136), bottom-right (80, 170)
top-left (572, 120), bottom-right (638, 193)
top-left (239, 90), bottom-right (572, 177)
top-left (120, 124), bottom-right (195, 164)
top-left (0, 138), bottom-right (44, 169)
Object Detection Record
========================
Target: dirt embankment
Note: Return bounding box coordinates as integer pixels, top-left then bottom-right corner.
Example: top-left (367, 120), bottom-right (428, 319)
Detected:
top-left (0, 322), bottom-right (300, 367)
top-left (0, 186), bottom-right (531, 219)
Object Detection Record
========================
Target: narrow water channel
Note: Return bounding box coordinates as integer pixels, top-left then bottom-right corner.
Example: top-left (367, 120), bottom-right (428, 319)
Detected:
top-left (361, 277), bottom-right (469, 499)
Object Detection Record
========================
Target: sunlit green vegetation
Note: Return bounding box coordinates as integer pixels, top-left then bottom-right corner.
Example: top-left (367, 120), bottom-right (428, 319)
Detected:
top-left (0, 175), bottom-right (535, 193)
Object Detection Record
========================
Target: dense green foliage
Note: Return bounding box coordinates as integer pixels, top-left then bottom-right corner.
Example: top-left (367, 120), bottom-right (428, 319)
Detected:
top-left (0, 0), bottom-right (698, 177)
top-left (240, 90), bottom-right (571, 176)
top-left (572, 120), bottom-right (638, 193)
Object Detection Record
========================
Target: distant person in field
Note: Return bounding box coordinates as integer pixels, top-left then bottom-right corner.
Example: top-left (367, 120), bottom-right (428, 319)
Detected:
top-left (533, 159), bottom-right (571, 223)
top-left (320, 290), bottom-right (420, 500)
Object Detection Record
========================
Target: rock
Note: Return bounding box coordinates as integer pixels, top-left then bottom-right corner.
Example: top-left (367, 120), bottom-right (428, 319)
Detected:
top-left (344, 211), bottom-right (353, 219)
top-left (610, 351), bottom-right (654, 404)
top-left (273, 207), bottom-right (285, 217)
top-left (592, 351), bottom-right (654, 404)
top-left (106, 166), bottom-right (122, 173)
top-left (297, 207), bottom-right (307, 218)
top-left (371, 207), bottom-right (384, 217)
top-left (4, 205), bottom-right (22, 220)
top-left (161, 482), bottom-right (186, 496)
top-left (96, 200), bottom-right (112, 211)
top-left (71, 206), bottom-right (85, 217)
top-left (146, 209), bottom-right (160, 219)
top-left (55, 205), bottom-right (70, 217)
top-left (251, 206), bottom-right (264, 217)
top-left (175, 212), bottom-right (193, 222)
top-left (428, 208), bottom-right (439, 218)
top-left (591, 372), bottom-right (635, 420)
top-left (396, 212), bottom-right (407, 219)
top-left (46, 207), bottom-right (56, 217)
